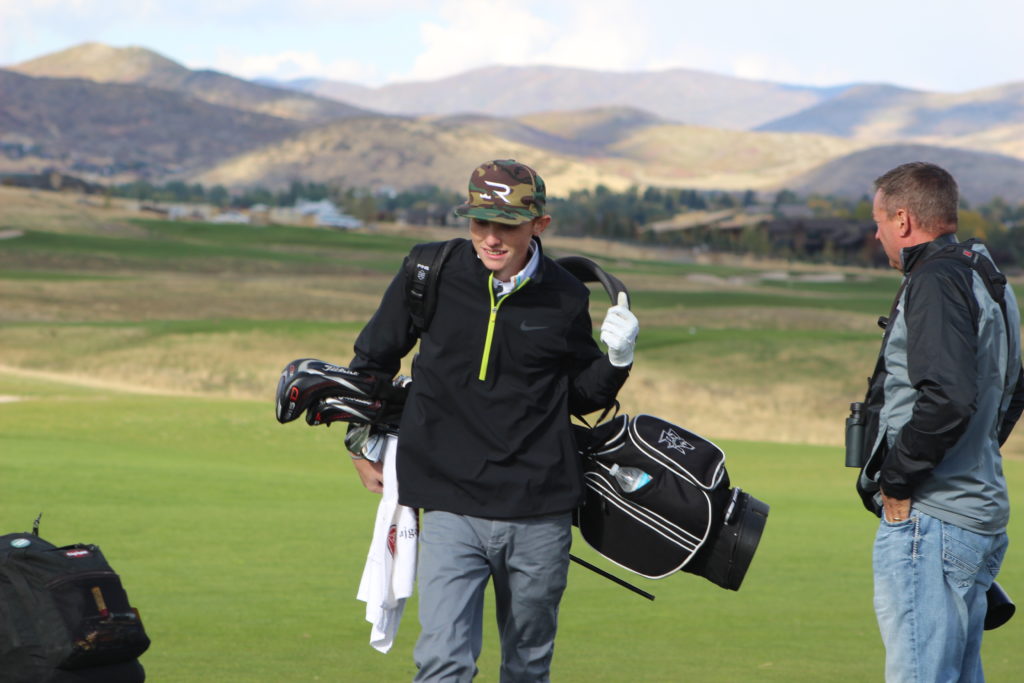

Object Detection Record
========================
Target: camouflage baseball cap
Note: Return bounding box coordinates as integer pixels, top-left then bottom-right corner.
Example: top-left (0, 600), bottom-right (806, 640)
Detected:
top-left (453, 159), bottom-right (546, 225)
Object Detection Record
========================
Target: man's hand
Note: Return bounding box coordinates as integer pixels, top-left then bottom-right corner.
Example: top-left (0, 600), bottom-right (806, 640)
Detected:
top-left (352, 456), bottom-right (384, 494)
top-left (600, 292), bottom-right (639, 367)
top-left (881, 491), bottom-right (911, 523)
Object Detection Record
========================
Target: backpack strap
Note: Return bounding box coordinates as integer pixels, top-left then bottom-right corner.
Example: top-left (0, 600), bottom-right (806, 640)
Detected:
top-left (405, 239), bottom-right (461, 331)
top-left (929, 238), bottom-right (1008, 320)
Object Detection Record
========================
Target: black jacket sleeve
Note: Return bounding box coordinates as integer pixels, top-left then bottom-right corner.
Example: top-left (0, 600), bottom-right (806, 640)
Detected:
top-left (999, 366), bottom-right (1024, 446)
top-left (566, 299), bottom-right (630, 416)
top-left (349, 261), bottom-right (419, 381)
top-left (880, 266), bottom-right (978, 499)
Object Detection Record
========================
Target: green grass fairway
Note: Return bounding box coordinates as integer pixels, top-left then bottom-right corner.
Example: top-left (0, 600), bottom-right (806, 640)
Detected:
top-left (2, 377), bottom-right (1022, 681)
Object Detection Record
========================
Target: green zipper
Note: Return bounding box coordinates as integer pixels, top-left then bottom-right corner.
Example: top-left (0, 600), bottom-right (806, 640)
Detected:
top-left (478, 273), bottom-right (531, 381)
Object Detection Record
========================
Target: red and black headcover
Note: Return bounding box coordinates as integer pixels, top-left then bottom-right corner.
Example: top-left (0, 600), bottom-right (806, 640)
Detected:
top-left (275, 359), bottom-right (378, 423)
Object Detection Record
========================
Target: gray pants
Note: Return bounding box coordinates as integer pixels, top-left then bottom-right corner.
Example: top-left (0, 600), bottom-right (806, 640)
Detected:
top-left (413, 510), bottom-right (573, 683)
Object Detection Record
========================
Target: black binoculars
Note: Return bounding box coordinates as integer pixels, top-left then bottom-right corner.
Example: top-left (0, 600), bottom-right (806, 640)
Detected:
top-left (845, 402), bottom-right (866, 468)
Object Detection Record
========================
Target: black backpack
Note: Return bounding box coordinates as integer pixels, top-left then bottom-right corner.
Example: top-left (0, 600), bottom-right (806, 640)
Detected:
top-left (404, 238), bottom-right (463, 331)
top-left (0, 527), bottom-right (150, 683)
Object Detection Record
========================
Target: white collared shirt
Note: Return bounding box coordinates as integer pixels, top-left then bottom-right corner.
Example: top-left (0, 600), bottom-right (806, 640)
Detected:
top-left (493, 240), bottom-right (539, 298)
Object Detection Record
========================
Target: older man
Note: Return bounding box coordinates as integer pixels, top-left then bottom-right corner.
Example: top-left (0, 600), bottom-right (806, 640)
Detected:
top-left (855, 161), bottom-right (1024, 681)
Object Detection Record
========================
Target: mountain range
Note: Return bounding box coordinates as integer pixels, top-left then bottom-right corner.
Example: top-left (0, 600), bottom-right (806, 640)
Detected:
top-left (267, 65), bottom-right (840, 130)
top-left (3, 42), bottom-right (1024, 203)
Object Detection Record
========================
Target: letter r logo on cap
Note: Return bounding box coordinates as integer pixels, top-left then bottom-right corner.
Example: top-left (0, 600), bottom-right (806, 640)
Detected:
top-left (481, 181), bottom-right (512, 204)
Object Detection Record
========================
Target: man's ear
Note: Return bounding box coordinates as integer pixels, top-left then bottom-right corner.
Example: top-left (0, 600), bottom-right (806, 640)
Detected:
top-left (897, 209), bottom-right (912, 237)
top-left (532, 215), bottom-right (551, 236)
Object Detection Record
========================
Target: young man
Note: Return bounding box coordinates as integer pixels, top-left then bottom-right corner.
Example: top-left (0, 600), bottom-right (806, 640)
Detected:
top-left (855, 162), bottom-right (1024, 681)
top-left (349, 159), bottom-right (638, 681)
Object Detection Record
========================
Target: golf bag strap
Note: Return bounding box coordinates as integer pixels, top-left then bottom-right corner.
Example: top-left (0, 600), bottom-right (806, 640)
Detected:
top-left (556, 255), bottom-right (630, 308)
top-left (554, 256), bottom-right (631, 426)
top-left (575, 400), bottom-right (620, 428)
top-left (405, 239), bottom-right (461, 331)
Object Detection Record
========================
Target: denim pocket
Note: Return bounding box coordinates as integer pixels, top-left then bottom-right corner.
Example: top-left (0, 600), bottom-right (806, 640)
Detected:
top-left (881, 512), bottom-right (913, 527)
top-left (942, 528), bottom-right (983, 589)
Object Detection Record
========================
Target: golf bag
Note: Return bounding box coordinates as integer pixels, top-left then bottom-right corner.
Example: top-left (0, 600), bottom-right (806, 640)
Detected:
top-left (0, 529), bottom-right (149, 683)
top-left (573, 413), bottom-right (769, 590)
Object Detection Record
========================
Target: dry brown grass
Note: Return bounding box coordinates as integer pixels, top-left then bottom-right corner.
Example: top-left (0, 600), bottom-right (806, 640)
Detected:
top-left (0, 272), bottom-right (386, 324)
top-left (0, 186), bottom-right (143, 233)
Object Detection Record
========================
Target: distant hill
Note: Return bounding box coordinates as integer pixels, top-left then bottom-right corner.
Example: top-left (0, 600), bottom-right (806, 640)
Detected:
top-left (192, 115), bottom-right (634, 194)
top-left (758, 81), bottom-right (1024, 150)
top-left (516, 107), bottom-right (665, 147)
top-left (0, 69), bottom-right (303, 178)
top-left (269, 77), bottom-right (375, 112)
top-left (193, 111), bottom-right (866, 195)
top-left (9, 42), bottom-right (375, 124)
top-left (270, 65), bottom-right (842, 130)
top-left (934, 121), bottom-right (1024, 161)
top-left (788, 144), bottom-right (1024, 204)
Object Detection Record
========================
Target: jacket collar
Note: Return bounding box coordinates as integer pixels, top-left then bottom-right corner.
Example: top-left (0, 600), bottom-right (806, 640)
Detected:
top-left (530, 236), bottom-right (547, 284)
top-left (900, 233), bottom-right (958, 274)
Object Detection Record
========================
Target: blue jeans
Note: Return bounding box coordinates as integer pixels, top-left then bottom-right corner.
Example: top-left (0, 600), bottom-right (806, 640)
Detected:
top-left (413, 510), bottom-right (572, 683)
top-left (873, 509), bottom-right (1008, 682)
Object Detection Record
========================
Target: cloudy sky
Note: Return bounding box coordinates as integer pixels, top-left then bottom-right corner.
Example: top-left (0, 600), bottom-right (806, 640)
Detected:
top-left (1, 0), bottom-right (1021, 92)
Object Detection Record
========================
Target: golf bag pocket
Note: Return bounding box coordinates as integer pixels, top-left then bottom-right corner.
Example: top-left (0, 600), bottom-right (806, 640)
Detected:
top-left (579, 464), bottom-right (718, 579)
top-left (575, 414), bottom-right (768, 590)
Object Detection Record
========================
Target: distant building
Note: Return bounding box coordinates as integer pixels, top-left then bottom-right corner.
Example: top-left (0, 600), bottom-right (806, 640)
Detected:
top-left (210, 210), bottom-right (251, 224)
top-left (293, 198), bottom-right (363, 229)
top-left (168, 204), bottom-right (213, 221)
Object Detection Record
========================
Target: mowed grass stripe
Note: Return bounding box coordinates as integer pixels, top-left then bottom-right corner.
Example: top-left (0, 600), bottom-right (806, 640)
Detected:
top-left (4, 229), bottom-right (350, 266)
top-left (2, 221), bottom-right (424, 274)
top-left (0, 319), bottom-right (365, 336)
top-left (133, 219), bottom-right (422, 253)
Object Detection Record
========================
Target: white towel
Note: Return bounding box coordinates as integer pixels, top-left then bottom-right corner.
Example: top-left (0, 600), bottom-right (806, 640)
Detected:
top-left (356, 434), bottom-right (418, 653)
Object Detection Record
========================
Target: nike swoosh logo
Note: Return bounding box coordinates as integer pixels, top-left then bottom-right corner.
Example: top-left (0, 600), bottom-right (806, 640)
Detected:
top-left (520, 321), bottom-right (548, 332)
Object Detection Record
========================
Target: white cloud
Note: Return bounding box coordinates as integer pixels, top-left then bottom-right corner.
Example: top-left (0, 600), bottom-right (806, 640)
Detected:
top-left (403, 0), bottom-right (653, 82)
top-left (731, 53), bottom-right (856, 88)
top-left (539, 4), bottom-right (648, 73)
top-left (407, 0), bottom-right (556, 81)
top-left (204, 49), bottom-right (377, 82)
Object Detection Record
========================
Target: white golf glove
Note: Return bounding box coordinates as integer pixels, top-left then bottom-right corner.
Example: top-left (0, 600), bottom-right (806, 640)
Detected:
top-left (600, 292), bottom-right (639, 367)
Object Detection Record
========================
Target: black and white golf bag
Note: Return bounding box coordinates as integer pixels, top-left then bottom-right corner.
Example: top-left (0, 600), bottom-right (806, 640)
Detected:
top-left (574, 413), bottom-right (769, 590)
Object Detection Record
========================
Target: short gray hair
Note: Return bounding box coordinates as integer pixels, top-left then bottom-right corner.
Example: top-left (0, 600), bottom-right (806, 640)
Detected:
top-left (874, 162), bottom-right (958, 234)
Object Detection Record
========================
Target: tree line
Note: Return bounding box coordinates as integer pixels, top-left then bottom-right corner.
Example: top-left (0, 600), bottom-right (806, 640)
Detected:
top-left (105, 178), bottom-right (1024, 269)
